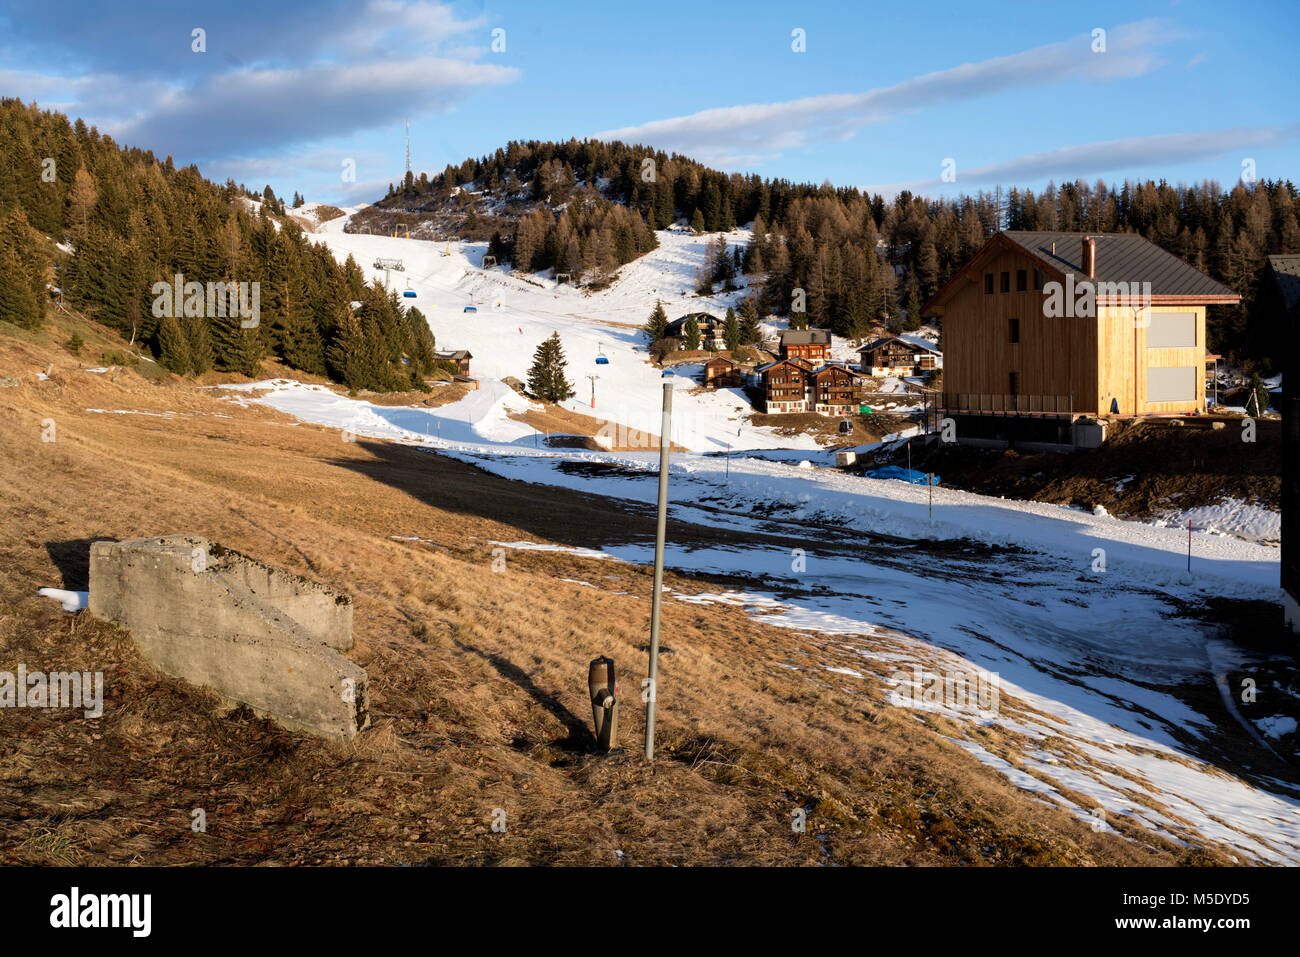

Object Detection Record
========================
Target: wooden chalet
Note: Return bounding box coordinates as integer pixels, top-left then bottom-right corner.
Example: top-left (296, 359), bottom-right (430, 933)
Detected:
top-left (811, 363), bottom-right (862, 416)
top-left (704, 355), bottom-right (741, 388)
top-left (757, 358), bottom-right (811, 413)
top-left (857, 335), bottom-right (942, 376)
top-left (923, 231), bottom-right (1240, 448)
top-left (778, 328), bottom-right (831, 363)
top-left (664, 312), bottom-right (725, 350)
top-left (434, 349), bottom-right (472, 374)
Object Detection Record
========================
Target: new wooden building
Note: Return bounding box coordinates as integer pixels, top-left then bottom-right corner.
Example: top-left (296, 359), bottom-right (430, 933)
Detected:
top-left (923, 231), bottom-right (1240, 448)
top-left (778, 328), bottom-right (831, 364)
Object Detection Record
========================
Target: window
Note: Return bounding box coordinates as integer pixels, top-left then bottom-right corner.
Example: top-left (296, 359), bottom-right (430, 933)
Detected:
top-left (1147, 312), bottom-right (1196, 349)
top-left (1033, 268), bottom-right (1044, 291)
top-left (1009, 371), bottom-right (1019, 396)
top-left (1016, 269), bottom-right (1027, 291)
top-left (1000, 271), bottom-right (1011, 293)
top-left (984, 273), bottom-right (994, 295)
top-left (1146, 367), bottom-right (1196, 402)
top-left (1009, 317), bottom-right (1020, 344)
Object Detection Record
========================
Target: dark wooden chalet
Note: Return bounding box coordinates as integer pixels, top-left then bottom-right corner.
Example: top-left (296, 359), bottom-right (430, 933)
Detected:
top-left (704, 355), bottom-right (741, 388)
top-left (778, 328), bottom-right (831, 364)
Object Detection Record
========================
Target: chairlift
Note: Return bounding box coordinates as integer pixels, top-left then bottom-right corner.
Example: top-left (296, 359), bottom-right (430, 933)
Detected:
top-left (463, 305), bottom-right (477, 313)
top-left (482, 255), bottom-right (497, 270)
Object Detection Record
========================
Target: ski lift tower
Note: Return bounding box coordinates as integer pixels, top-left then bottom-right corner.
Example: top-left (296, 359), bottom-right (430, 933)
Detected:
top-left (373, 257), bottom-right (405, 291)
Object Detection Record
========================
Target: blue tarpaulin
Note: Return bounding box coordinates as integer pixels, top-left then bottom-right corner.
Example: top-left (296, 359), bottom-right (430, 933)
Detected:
top-left (864, 466), bottom-right (939, 485)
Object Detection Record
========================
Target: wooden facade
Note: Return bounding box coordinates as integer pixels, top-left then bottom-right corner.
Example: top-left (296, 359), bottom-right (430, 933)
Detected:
top-left (858, 336), bottom-right (941, 377)
top-left (759, 359), bottom-right (810, 413)
top-left (778, 330), bottom-right (831, 364)
top-left (434, 349), bottom-right (472, 374)
top-left (760, 359), bottom-right (860, 415)
top-left (926, 234), bottom-right (1238, 423)
top-left (704, 356), bottom-right (741, 388)
top-left (812, 364), bottom-right (860, 415)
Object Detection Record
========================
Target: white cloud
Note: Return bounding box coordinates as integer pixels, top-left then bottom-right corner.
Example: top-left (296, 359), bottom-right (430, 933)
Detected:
top-left (0, 1), bottom-right (515, 164)
top-left (865, 126), bottom-right (1300, 195)
top-left (593, 19), bottom-right (1179, 166)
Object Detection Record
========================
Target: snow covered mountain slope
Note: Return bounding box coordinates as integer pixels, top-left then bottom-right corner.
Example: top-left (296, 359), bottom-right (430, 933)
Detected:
top-left (312, 210), bottom-right (823, 452)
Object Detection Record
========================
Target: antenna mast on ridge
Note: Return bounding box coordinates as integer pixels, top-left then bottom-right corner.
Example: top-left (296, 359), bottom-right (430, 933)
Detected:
top-left (405, 120), bottom-right (411, 183)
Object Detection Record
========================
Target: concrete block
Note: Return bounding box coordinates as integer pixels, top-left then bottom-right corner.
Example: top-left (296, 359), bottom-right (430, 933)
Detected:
top-left (89, 535), bottom-right (368, 740)
top-left (1072, 419), bottom-right (1108, 449)
top-left (835, 450), bottom-right (857, 467)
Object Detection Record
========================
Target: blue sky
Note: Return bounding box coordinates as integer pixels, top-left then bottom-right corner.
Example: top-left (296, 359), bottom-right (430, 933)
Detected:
top-left (1, 0), bottom-right (1296, 207)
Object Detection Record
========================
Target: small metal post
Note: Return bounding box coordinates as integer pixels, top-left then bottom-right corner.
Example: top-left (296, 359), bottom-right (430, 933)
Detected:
top-left (588, 656), bottom-right (618, 752)
top-left (645, 383), bottom-right (672, 761)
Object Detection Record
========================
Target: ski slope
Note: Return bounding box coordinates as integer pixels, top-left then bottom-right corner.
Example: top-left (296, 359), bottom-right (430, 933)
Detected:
top-left (312, 209), bottom-right (823, 452)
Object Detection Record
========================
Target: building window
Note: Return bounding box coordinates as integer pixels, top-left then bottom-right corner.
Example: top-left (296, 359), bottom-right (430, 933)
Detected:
top-left (984, 273), bottom-right (994, 295)
top-left (1000, 271), bottom-right (1011, 293)
top-left (1009, 317), bottom-right (1020, 344)
top-left (1016, 269), bottom-right (1027, 291)
top-left (1009, 371), bottom-right (1018, 396)
top-left (1033, 268), bottom-right (1044, 291)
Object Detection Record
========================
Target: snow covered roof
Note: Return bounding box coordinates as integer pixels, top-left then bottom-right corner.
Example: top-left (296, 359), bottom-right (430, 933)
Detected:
top-left (857, 334), bottom-right (941, 354)
top-left (811, 362), bottom-right (863, 377)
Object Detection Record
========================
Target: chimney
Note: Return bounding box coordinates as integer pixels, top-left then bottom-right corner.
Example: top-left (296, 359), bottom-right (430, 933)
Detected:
top-left (1081, 236), bottom-right (1096, 279)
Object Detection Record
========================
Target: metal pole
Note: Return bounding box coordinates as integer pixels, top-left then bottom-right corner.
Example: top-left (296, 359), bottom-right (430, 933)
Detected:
top-left (645, 383), bottom-right (672, 761)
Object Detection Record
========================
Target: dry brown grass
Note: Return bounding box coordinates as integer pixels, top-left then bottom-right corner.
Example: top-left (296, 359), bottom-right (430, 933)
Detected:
top-left (0, 314), bottom-right (1220, 865)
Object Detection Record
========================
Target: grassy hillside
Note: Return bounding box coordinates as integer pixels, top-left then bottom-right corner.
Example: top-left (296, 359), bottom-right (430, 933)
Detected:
top-left (0, 310), bottom-right (1233, 865)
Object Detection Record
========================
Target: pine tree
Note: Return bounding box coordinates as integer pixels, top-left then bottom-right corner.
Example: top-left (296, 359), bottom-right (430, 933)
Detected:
top-left (690, 208), bottom-right (705, 233)
top-left (157, 314), bottom-right (193, 374)
top-left (723, 306), bottom-right (740, 351)
top-left (185, 314), bottom-right (215, 374)
top-left (645, 299), bottom-right (668, 340)
top-left (527, 331), bottom-right (574, 402)
top-left (683, 316), bottom-right (701, 350)
top-left (0, 242), bottom-right (40, 329)
top-left (738, 298), bottom-right (762, 344)
top-left (1249, 372), bottom-right (1271, 416)
top-left (212, 310), bottom-right (263, 376)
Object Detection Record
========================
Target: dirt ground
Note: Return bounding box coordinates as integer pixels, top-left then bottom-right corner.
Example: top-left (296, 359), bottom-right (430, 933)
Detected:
top-left (892, 417), bottom-right (1280, 521)
top-left (0, 312), bottom-right (1239, 866)
top-left (749, 409), bottom-right (916, 447)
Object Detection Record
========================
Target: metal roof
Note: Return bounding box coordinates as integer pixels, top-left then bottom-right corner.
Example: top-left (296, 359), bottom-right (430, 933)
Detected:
top-left (778, 328), bottom-right (831, 345)
top-left (1001, 231), bottom-right (1238, 298)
